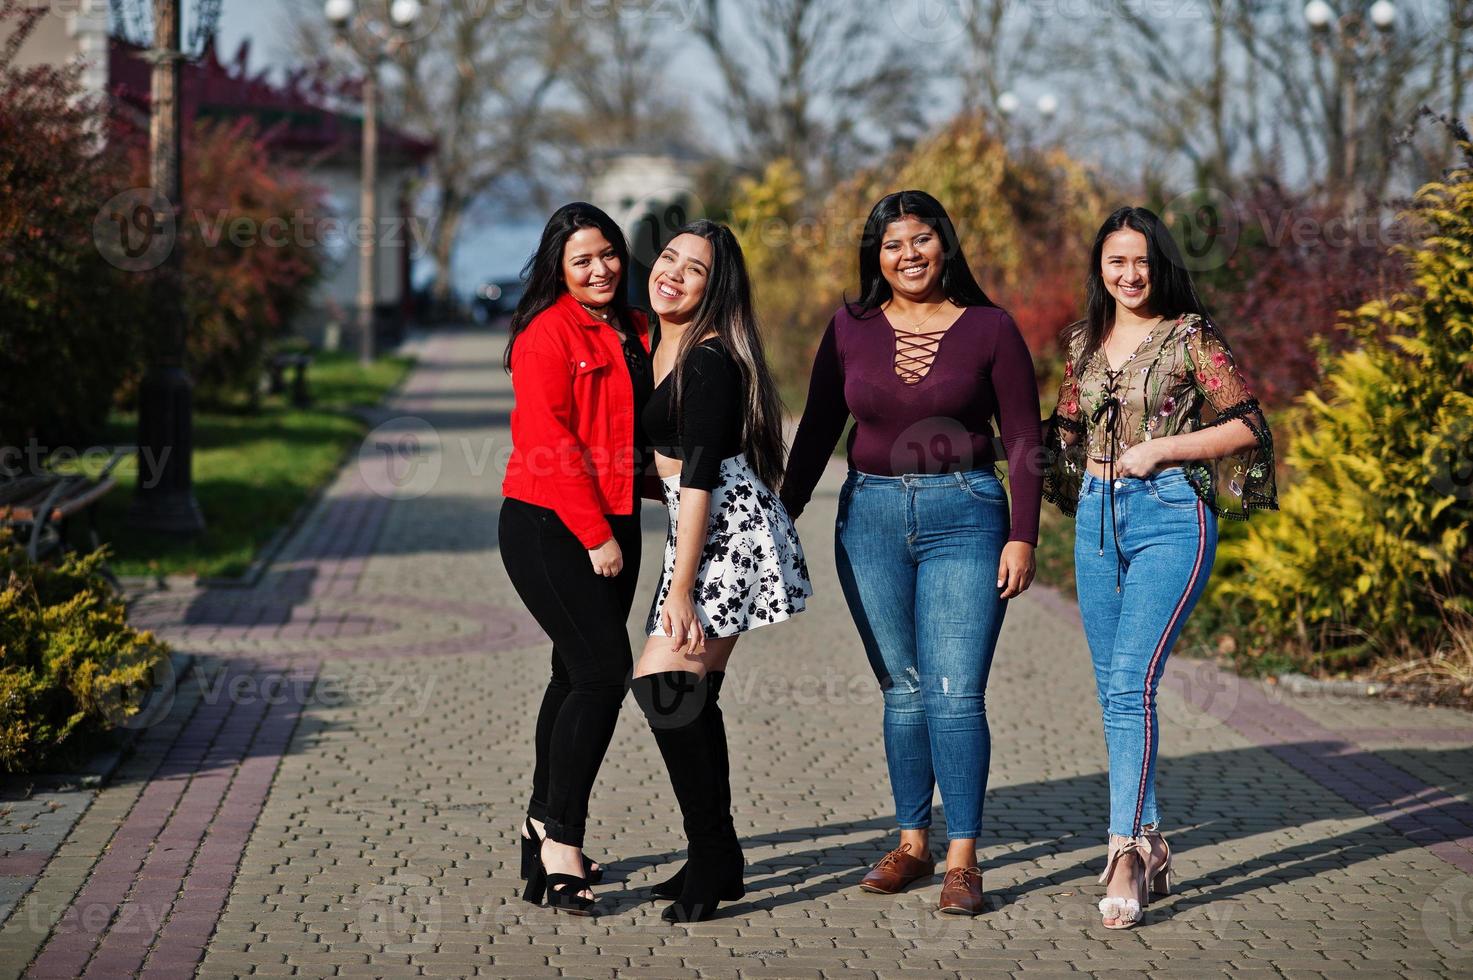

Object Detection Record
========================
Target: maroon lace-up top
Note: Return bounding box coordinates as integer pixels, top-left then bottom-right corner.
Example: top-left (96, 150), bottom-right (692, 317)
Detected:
top-left (780, 303), bottom-right (1045, 545)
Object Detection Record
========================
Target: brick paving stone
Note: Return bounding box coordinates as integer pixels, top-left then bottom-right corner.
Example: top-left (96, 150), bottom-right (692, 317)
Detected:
top-left (1, 330), bottom-right (1469, 978)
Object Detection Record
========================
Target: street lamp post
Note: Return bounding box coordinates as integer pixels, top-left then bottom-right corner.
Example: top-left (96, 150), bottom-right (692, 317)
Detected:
top-left (1304, 0), bottom-right (1395, 208)
top-left (324, 0), bottom-right (420, 365)
top-left (127, 0), bottom-right (205, 534)
top-left (996, 90), bottom-right (1057, 148)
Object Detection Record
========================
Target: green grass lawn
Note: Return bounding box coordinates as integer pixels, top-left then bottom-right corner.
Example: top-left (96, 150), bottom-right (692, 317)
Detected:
top-left (79, 351), bottom-right (414, 580)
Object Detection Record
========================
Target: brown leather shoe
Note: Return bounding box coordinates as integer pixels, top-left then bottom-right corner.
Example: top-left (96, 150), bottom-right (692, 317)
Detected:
top-left (938, 866), bottom-right (985, 915)
top-left (859, 843), bottom-right (935, 894)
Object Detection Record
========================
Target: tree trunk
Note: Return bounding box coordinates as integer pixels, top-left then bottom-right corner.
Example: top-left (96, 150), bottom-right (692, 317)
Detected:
top-left (430, 188), bottom-right (465, 310)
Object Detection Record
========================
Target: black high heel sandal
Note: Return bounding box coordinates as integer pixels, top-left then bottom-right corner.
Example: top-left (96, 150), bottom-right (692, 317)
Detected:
top-left (522, 846), bottom-right (596, 916)
top-left (520, 817), bottom-right (604, 884)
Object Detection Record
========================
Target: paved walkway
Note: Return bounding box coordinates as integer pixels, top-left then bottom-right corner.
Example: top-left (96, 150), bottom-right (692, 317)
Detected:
top-left (2, 327), bottom-right (1472, 978)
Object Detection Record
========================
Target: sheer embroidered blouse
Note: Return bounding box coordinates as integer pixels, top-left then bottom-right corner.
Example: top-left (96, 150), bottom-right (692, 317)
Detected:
top-left (1043, 312), bottom-right (1278, 520)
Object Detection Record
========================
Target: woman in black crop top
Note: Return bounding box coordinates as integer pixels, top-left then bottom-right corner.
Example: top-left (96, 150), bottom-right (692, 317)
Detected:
top-left (629, 220), bottom-right (812, 923)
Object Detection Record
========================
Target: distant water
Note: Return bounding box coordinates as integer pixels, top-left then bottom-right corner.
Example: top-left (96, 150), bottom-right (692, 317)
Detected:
top-left (412, 216), bottom-right (546, 296)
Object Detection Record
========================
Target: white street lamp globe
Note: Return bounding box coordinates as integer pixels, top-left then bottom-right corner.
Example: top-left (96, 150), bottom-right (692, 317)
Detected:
top-left (324, 0), bottom-right (354, 25)
top-left (1037, 93), bottom-right (1058, 117)
top-left (389, 0), bottom-right (421, 26)
top-left (1369, 0), bottom-right (1395, 28)
top-left (1304, 0), bottom-right (1334, 28)
top-left (997, 91), bottom-right (1020, 115)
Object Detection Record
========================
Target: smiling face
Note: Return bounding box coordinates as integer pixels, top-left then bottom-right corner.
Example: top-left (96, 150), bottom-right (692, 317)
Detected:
top-left (879, 215), bottom-right (946, 303)
top-left (562, 227), bottom-right (621, 308)
top-left (648, 232), bottom-right (713, 323)
top-left (1101, 228), bottom-right (1152, 315)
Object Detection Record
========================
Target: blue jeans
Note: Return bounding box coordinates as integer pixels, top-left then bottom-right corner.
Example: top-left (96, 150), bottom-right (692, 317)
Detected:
top-left (834, 468), bottom-right (1010, 840)
top-left (1075, 467), bottom-right (1217, 838)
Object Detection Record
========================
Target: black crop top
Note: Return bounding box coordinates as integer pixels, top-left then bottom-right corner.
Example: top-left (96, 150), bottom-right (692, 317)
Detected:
top-left (642, 337), bottom-right (745, 491)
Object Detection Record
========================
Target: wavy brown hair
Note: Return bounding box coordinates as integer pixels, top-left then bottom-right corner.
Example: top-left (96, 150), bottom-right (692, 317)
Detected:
top-left (666, 219), bottom-right (786, 489)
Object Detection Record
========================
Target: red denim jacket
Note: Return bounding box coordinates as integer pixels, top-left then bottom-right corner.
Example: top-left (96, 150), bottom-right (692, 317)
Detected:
top-left (502, 292), bottom-right (651, 548)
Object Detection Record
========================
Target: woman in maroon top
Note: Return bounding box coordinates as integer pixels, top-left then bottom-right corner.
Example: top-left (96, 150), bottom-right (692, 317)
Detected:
top-left (781, 190), bottom-right (1043, 916)
top-left (500, 203), bottom-right (653, 916)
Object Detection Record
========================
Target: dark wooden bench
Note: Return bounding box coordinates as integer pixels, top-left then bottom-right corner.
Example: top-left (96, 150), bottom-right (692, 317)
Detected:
top-left (0, 449), bottom-right (126, 562)
top-left (266, 352), bottom-right (313, 407)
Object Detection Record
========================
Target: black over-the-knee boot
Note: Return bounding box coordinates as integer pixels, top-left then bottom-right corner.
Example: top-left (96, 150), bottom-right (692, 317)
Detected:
top-left (648, 670), bottom-right (745, 901)
top-left (633, 670), bottom-right (744, 921)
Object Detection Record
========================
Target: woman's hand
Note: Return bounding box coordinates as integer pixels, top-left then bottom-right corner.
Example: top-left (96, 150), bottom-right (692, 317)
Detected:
top-left (997, 541), bottom-right (1036, 599)
top-left (1113, 439), bottom-right (1169, 479)
top-left (660, 589), bottom-right (706, 656)
top-left (588, 537), bottom-right (623, 577)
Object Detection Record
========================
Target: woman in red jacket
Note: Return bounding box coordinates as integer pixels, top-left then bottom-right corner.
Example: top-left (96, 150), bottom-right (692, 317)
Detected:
top-left (500, 202), bottom-right (653, 915)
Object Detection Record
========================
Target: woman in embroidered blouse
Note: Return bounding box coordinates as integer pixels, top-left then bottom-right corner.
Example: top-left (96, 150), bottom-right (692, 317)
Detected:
top-left (1043, 205), bottom-right (1277, 930)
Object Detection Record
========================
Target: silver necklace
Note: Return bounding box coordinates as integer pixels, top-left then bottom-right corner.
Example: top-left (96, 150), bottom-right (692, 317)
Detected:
top-left (579, 300), bottom-right (612, 322)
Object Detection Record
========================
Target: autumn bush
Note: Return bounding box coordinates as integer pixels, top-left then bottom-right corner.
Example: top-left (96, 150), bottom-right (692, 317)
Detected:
top-left (0, 532), bottom-right (170, 773)
top-left (117, 116), bottom-right (328, 407)
top-left (1197, 182), bottom-right (1409, 407)
top-left (1198, 145), bottom-right (1473, 676)
top-left (1, 0), bottom-right (328, 450)
top-left (0, 1), bottom-right (141, 451)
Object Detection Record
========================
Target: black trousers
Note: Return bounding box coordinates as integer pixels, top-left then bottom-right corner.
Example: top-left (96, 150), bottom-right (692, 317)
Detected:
top-left (498, 497), bottom-right (642, 848)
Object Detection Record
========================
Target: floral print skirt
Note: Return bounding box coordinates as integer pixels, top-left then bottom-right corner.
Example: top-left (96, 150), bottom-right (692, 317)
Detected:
top-left (647, 454), bottom-right (812, 639)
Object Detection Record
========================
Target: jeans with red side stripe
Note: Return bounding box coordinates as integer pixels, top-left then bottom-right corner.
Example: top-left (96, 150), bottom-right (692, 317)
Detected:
top-left (1074, 466), bottom-right (1218, 838)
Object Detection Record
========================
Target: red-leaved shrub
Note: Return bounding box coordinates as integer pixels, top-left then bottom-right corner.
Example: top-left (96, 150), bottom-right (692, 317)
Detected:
top-left (1201, 183), bottom-right (1408, 407)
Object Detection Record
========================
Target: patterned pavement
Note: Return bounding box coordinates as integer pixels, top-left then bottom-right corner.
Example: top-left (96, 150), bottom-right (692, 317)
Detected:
top-left (1, 327), bottom-right (1471, 978)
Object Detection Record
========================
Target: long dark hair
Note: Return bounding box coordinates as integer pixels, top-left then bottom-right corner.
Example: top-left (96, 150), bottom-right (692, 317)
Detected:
top-left (846, 189), bottom-right (996, 317)
top-left (1072, 205), bottom-right (1210, 374)
top-left (666, 219), bottom-right (786, 490)
top-left (503, 202), bottom-right (635, 370)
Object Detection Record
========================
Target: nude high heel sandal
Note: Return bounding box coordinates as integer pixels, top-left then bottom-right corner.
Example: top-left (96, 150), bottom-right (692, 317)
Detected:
top-left (1142, 824), bottom-right (1172, 898)
top-left (1098, 834), bottom-right (1149, 929)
